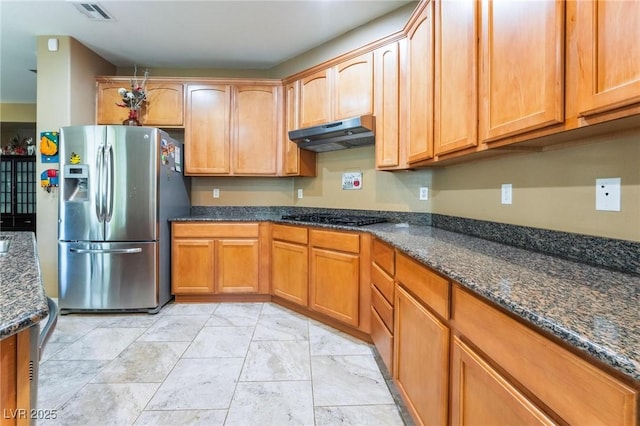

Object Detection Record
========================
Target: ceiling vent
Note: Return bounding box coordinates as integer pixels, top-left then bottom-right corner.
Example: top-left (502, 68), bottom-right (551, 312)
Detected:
top-left (71, 3), bottom-right (114, 21)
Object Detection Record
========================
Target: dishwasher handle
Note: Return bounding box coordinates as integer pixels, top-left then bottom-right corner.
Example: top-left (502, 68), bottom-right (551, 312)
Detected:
top-left (39, 296), bottom-right (58, 360)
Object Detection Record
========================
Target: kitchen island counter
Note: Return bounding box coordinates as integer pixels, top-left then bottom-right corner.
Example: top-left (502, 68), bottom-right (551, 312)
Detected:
top-left (0, 232), bottom-right (49, 339)
top-left (170, 210), bottom-right (639, 384)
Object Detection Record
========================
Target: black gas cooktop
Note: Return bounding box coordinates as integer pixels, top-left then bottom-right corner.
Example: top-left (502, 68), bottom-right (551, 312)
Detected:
top-left (281, 213), bottom-right (387, 227)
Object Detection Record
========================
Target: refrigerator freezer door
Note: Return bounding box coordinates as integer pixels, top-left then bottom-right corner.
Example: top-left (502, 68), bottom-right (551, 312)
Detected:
top-left (105, 126), bottom-right (159, 242)
top-left (59, 126), bottom-right (107, 242)
top-left (58, 241), bottom-right (158, 311)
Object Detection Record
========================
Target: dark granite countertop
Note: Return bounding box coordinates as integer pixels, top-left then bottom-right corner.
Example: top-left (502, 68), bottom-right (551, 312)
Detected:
top-left (171, 209), bottom-right (640, 383)
top-left (0, 232), bottom-right (50, 339)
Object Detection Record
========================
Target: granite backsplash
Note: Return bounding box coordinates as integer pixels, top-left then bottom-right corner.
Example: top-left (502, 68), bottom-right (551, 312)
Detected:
top-left (189, 206), bottom-right (639, 276)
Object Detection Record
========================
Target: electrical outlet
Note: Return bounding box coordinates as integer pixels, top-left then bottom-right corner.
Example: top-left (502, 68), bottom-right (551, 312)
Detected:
top-left (297, 188), bottom-right (303, 199)
top-left (501, 184), bottom-right (512, 205)
top-left (212, 188), bottom-right (220, 198)
top-left (596, 178), bottom-right (621, 211)
top-left (419, 187), bottom-right (429, 201)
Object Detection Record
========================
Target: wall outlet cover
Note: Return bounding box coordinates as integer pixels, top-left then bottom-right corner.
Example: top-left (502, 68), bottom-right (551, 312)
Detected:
top-left (297, 188), bottom-right (303, 199)
top-left (419, 187), bottom-right (429, 201)
top-left (596, 177), bottom-right (621, 211)
top-left (501, 183), bottom-right (512, 205)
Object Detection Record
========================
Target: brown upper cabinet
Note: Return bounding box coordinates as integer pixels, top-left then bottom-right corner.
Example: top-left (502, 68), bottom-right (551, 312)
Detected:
top-left (283, 81), bottom-right (317, 177)
top-left (298, 52), bottom-right (374, 129)
top-left (433, 0), bottom-right (478, 156)
top-left (404, 0), bottom-right (435, 164)
top-left (575, 0), bottom-right (640, 118)
top-left (96, 78), bottom-right (184, 127)
top-left (232, 85), bottom-right (281, 175)
top-left (184, 82), bottom-right (282, 176)
top-left (374, 40), bottom-right (407, 170)
top-left (184, 84), bottom-right (232, 174)
top-left (432, 0), bottom-right (564, 157)
top-left (299, 69), bottom-right (332, 129)
top-left (96, 0), bottom-right (640, 172)
top-left (479, 0), bottom-right (564, 144)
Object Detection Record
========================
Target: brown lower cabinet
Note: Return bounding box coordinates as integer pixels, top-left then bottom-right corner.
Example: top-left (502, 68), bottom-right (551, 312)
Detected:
top-left (394, 285), bottom-right (450, 426)
top-left (171, 222), bottom-right (269, 299)
top-left (394, 252), bottom-right (451, 426)
top-left (450, 336), bottom-right (556, 426)
top-left (0, 326), bottom-right (38, 426)
top-left (452, 284), bottom-right (638, 426)
top-left (172, 223), bottom-right (370, 333)
top-left (309, 229), bottom-right (363, 328)
top-left (370, 239), bottom-right (395, 371)
top-left (271, 224), bottom-right (308, 305)
top-left (371, 247), bottom-right (638, 426)
top-left (170, 223), bottom-right (638, 425)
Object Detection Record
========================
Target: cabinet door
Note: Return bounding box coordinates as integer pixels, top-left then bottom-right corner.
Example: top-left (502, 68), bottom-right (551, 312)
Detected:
top-left (271, 240), bottom-right (308, 306)
top-left (406, 0), bottom-right (435, 163)
top-left (450, 337), bottom-right (556, 426)
top-left (141, 82), bottom-right (184, 126)
top-left (434, 0), bottom-right (478, 155)
top-left (233, 85), bottom-right (280, 175)
top-left (283, 81), bottom-right (301, 175)
top-left (576, 0), bottom-right (640, 116)
top-left (172, 239), bottom-right (215, 294)
top-left (216, 239), bottom-right (260, 293)
top-left (284, 82), bottom-right (316, 176)
top-left (334, 52), bottom-right (374, 120)
top-left (309, 247), bottom-right (360, 327)
top-left (394, 285), bottom-right (448, 426)
top-left (0, 327), bottom-right (37, 422)
top-left (185, 84), bottom-right (231, 174)
top-left (479, 0), bottom-right (564, 143)
top-left (300, 69), bottom-right (332, 128)
top-left (96, 82), bottom-right (129, 124)
top-left (374, 41), bottom-right (403, 169)
top-left (453, 285), bottom-right (638, 426)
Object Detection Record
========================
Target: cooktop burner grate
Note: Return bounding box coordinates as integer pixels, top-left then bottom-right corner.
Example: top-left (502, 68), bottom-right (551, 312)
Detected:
top-left (281, 213), bottom-right (387, 226)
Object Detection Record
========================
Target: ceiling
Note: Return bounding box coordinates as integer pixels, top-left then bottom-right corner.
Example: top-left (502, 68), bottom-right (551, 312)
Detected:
top-left (0, 0), bottom-right (413, 104)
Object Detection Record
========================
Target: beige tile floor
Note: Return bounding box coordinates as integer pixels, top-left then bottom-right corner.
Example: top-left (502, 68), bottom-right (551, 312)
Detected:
top-left (37, 302), bottom-right (409, 425)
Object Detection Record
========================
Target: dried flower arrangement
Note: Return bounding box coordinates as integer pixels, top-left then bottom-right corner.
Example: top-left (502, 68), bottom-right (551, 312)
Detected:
top-left (117, 67), bottom-right (148, 110)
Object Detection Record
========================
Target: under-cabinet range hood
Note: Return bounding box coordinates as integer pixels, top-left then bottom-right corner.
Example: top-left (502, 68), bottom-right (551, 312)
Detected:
top-left (288, 115), bottom-right (375, 153)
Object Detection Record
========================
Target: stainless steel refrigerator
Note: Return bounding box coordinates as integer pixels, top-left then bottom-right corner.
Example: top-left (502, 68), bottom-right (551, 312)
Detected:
top-left (58, 125), bottom-right (190, 314)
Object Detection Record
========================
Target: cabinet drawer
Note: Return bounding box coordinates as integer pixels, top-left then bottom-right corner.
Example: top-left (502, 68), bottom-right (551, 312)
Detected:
top-left (372, 239), bottom-right (394, 276)
top-left (371, 307), bottom-right (393, 373)
top-left (371, 284), bottom-right (393, 332)
top-left (173, 222), bottom-right (259, 238)
top-left (396, 252), bottom-right (450, 319)
top-left (272, 224), bottom-right (308, 245)
top-left (371, 262), bottom-right (394, 305)
top-left (310, 229), bottom-right (359, 253)
top-left (453, 285), bottom-right (638, 426)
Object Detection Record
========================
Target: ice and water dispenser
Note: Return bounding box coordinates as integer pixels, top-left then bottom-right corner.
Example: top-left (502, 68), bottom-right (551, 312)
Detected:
top-left (63, 164), bottom-right (89, 202)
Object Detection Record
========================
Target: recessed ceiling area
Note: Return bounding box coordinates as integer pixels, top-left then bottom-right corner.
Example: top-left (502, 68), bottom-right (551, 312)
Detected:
top-left (0, 0), bottom-right (415, 104)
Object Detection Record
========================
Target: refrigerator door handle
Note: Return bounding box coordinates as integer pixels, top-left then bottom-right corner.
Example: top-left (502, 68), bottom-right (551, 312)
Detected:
top-left (69, 248), bottom-right (143, 254)
top-left (95, 144), bottom-right (105, 222)
top-left (105, 144), bottom-right (114, 222)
